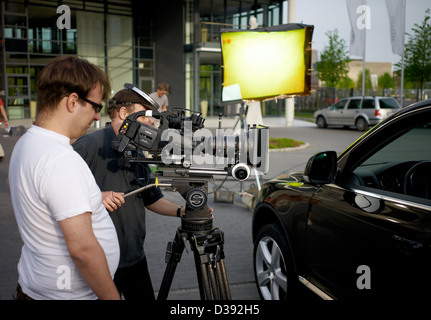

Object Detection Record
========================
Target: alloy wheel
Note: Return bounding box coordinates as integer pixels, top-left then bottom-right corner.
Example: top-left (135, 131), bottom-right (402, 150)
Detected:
top-left (254, 235), bottom-right (288, 300)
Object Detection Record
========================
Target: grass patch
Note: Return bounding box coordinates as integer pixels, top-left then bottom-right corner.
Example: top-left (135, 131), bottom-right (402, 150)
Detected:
top-left (269, 137), bottom-right (304, 149)
top-left (296, 111), bottom-right (314, 119)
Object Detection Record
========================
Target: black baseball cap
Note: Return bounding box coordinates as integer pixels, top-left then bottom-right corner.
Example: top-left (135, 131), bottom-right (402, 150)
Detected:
top-left (111, 83), bottom-right (159, 111)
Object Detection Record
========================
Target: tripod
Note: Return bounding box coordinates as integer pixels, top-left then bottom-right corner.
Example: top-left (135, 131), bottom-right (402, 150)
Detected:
top-left (157, 178), bottom-right (232, 300)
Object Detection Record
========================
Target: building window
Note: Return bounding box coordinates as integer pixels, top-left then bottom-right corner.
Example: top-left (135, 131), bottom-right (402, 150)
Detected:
top-left (1, 0), bottom-right (151, 119)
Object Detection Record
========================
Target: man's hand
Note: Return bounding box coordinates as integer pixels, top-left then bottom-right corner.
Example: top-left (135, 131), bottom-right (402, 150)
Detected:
top-left (102, 191), bottom-right (125, 212)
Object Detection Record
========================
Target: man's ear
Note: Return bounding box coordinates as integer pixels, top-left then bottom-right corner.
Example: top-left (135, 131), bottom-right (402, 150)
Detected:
top-left (118, 106), bottom-right (128, 120)
top-left (65, 93), bottom-right (80, 113)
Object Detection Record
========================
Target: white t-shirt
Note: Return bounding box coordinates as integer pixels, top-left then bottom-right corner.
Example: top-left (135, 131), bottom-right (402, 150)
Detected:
top-left (9, 125), bottom-right (119, 300)
top-left (149, 91), bottom-right (169, 113)
top-left (149, 92), bottom-right (169, 127)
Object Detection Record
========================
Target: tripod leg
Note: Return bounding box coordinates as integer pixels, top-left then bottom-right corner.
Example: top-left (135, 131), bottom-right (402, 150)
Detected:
top-left (157, 229), bottom-right (185, 300)
top-left (192, 234), bottom-right (220, 300)
top-left (198, 263), bottom-right (212, 299)
top-left (191, 233), bottom-right (232, 300)
top-left (217, 259), bottom-right (231, 299)
top-left (208, 265), bottom-right (220, 299)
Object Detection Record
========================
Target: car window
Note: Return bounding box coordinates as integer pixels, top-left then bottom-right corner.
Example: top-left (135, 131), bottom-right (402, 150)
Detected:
top-left (332, 100), bottom-right (347, 110)
top-left (379, 98), bottom-right (400, 109)
top-left (362, 99), bottom-right (375, 109)
top-left (347, 99), bottom-right (361, 109)
top-left (351, 122), bottom-right (431, 200)
top-left (360, 125), bottom-right (431, 165)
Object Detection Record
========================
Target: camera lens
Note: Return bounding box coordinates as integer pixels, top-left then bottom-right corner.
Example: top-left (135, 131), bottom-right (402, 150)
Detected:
top-left (236, 169), bottom-right (248, 180)
top-left (231, 163), bottom-right (250, 181)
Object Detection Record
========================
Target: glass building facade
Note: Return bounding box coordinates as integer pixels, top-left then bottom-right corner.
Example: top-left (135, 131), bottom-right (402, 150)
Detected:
top-left (0, 0), bottom-right (283, 120)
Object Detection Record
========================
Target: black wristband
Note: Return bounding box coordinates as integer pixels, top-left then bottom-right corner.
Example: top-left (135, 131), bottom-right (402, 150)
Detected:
top-left (177, 206), bottom-right (183, 218)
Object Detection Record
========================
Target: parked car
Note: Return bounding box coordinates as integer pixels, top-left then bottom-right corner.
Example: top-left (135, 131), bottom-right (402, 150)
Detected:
top-left (314, 96), bottom-right (401, 131)
top-left (252, 99), bottom-right (431, 300)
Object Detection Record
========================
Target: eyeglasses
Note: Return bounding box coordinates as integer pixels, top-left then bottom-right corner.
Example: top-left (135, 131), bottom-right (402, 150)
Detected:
top-left (78, 95), bottom-right (104, 113)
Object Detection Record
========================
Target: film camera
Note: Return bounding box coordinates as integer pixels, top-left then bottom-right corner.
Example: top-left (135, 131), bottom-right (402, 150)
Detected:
top-left (115, 84), bottom-right (269, 182)
top-left (113, 83), bottom-right (269, 300)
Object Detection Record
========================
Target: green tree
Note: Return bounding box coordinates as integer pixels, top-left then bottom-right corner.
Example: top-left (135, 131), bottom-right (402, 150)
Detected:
top-left (356, 69), bottom-right (373, 94)
top-left (338, 76), bottom-right (355, 89)
top-left (316, 29), bottom-right (351, 100)
top-left (403, 9), bottom-right (431, 100)
top-left (378, 72), bottom-right (394, 95)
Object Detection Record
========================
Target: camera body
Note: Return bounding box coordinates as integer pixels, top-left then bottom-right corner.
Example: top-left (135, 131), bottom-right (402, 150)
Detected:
top-left (115, 108), bottom-right (268, 181)
top-left (116, 108), bottom-right (204, 155)
top-left (113, 83), bottom-right (268, 183)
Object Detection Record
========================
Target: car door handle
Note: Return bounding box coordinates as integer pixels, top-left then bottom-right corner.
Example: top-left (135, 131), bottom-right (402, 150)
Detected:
top-left (392, 235), bottom-right (423, 255)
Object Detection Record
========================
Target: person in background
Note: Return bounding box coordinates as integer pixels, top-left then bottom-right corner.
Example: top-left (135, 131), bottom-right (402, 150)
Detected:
top-left (0, 91), bottom-right (9, 131)
top-left (149, 82), bottom-right (169, 112)
top-left (73, 87), bottom-right (185, 300)
top-left (8, 55), bottom-right (120, 300)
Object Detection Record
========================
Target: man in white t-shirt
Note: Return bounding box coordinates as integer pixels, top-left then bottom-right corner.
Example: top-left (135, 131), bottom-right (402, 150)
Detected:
top-left (149, 82), bottom-right (169, 112)
top-left (149, 82), bottom-right (169, 127)
top-left (9, 55), bottom-right (120, 300)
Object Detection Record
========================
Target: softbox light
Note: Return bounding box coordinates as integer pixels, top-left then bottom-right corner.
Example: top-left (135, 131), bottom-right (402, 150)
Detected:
top-left (221, 23), bottom-right (314, 102)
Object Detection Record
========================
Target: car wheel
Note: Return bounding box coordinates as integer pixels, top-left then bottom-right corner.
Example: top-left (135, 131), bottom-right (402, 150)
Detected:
top-left (355, 117), bottom-right (368, 131)
top-left (316, 116), bottom-right (327, 128)
top-left (253, 224), bottom-right (296, 300)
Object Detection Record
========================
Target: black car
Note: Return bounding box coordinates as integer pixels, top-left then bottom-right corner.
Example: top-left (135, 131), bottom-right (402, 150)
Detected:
top-left (252, 99), bottom-right (431, 300)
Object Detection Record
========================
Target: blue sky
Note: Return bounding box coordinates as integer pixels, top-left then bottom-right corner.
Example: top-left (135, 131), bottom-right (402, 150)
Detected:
top-left (288, 0), bottom-right (430, 65)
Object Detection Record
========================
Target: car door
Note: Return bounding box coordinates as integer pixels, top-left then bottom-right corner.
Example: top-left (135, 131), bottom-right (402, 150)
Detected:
top-left (306, 108), bottom-right (431, 300)
top-left (341, 98), bottom-right (361, 126)
top-left (325, 100), bottom-right (348, 125)
top-left (360, 98), bottom-right (375, 122)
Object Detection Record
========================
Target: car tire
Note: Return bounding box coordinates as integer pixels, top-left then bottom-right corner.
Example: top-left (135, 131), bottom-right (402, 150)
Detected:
top-left (355, 117), bottom-right (368, 131)
top-left (253, 224), bottom-right (297, 300)
top-left (316, 116), bottom-right (327, 128)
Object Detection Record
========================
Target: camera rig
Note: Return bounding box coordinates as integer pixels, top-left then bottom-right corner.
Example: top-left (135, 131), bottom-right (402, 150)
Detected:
top-left (112, 83), bottom-right (269, 299)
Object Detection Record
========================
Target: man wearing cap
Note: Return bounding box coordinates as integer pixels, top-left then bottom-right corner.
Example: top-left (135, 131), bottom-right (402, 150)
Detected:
top-left (73, 86), bottom-right (185, 300)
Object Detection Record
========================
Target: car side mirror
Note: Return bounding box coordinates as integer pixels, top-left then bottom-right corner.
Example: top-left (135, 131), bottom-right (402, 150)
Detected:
top-left (304, 151), bottom-right (337, 185)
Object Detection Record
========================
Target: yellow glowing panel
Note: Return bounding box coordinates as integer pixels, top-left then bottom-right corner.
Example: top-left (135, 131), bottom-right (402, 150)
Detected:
top-left (221, 26), bottom-right (311, 101)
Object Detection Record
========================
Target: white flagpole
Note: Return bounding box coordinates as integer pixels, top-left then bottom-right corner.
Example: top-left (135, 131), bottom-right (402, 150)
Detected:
top-left (400, 0), bottom-right (406, 107)
top-left (361, 0), bottom-right (367, 97)
top-left (386, 0), bottom-right (406, 106)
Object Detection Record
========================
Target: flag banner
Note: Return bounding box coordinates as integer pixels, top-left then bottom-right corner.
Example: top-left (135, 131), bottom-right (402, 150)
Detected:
top-left (346, 0), bottom-right (366, 57)
top-left (386, 0), bottom-right (405, 55)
